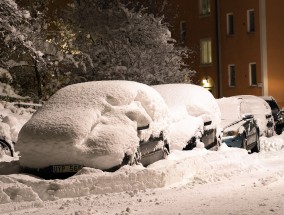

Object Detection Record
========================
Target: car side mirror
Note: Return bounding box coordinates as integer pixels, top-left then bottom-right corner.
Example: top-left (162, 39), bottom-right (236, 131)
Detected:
top-left (137, 124), bottom-right (150, 131)
top-left (204, 120), bottom-right (212, 126)
top-left (242, 113), bottom-right (254, 120)
top-left (265, 114), bottom-right (272, 119)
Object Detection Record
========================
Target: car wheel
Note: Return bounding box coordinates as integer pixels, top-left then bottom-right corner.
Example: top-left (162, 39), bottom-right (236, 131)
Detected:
top-left (241, 133), bottom-right (247, 150)
top-left (0, 139), bottom-right (14, 157)
top-left (276, 127), bottom-right (283, 135)
top-left (251, 132), bottom-right (260, 153)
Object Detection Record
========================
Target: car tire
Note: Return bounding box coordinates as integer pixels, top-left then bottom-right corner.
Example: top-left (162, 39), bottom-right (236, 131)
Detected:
top-left (276, 127), bottom-right (283, 135)
top-left (251, 132), bottom-right (260, 153)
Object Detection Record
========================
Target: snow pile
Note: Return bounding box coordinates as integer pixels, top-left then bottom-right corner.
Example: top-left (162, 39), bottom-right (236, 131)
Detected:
top-left (152, 84), bottom-right (221, 150)
top-left (260, 135), bottom-right (284, 152)
top-left (0, 145), bottom-right (260, 206)
top-left (16, 81), bottom-right (170, 170)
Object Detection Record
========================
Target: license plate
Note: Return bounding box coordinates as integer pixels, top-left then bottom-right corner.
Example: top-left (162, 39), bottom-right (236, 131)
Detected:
top-left (52, 164), bottom-right (83, 173)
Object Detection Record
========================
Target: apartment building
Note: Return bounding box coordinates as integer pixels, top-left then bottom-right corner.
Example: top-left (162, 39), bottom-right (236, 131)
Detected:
top-left (164, 0), bottom-right (284, 106)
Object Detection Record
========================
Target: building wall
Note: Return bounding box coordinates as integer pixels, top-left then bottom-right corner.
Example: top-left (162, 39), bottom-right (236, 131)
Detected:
top-left (219, 0), bottom-right (262, 98)
top-left (266, 0), bottom-right (284, 107)
top-left (165, 0), bottom-right (219, 97)
top-left (161, 0), bottom-right (284, 106)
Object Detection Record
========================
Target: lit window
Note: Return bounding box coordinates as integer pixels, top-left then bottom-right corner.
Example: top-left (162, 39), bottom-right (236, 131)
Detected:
top-left (199, 0), bottom-right (211, 16)
top-left (247, 9), bottom-right (255, 32)
top-left (180, 21), bottom-right (187, 43)
top-left (227, 13), bottom-right (234, 35)
top-left (228, 64), bottom-right (235, 87)
top-left (200, 38), bottom-right (212, 64)
top-left (249, 63), bottom-right (257, 86)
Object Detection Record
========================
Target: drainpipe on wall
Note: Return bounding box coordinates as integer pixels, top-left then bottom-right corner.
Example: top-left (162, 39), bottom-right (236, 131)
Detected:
top-left (215, 0), bottom-right (222, 98)
top-left (259, 0), bottom-right (268, 96)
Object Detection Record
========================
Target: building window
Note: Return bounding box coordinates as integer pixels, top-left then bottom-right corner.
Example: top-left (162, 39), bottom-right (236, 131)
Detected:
top-left (199, 0), bottom-right (211, 16)
top-left (228, 64), bottom-right (236, 87)
top-left (180, 21), bottom-right (187, 43)
top-left (227, 13), bottom-right (234, 35)
top-left (200, 38), bottom-right (212, 64)
top-left (247, 9), bottom-right (255, 32)
top-left (249, 63), bottom-right (257, 86)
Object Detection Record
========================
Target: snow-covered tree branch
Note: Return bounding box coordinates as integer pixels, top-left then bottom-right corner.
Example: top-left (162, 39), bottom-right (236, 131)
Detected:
top-left (0, 0), bottom-right (194, 101)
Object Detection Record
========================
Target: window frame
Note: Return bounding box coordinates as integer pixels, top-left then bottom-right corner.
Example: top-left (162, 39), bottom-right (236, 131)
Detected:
top-left (228, 64), bottom-right (236, 87)
top-left (199, 0), bottom-right (211, 16)
top-left (200, 38), bottom-right (212, 65)
top-left (247, 9), bottom-right (255, 33)
top-left (249, 62), bottom-right (257, 86)
top-left (226, 13), bottom-right (234, 35)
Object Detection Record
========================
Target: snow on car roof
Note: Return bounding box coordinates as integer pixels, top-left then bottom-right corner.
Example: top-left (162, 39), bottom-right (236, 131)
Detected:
top-left (16, 81), bottom-right (170, 170)
top-left (152, 84), bottom-right (221, 150)
top-left (152, 84), bottom-right (221, 126)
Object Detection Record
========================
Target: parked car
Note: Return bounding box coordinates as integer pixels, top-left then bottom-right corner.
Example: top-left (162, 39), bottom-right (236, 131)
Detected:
top-left (0, 101), bottom-right (36, 158)
top-left (217, 97), bottom-right (260, 153)
top-left (260, 96), bottom-right (284, 135)
top-left (16, 81), bottom-right (171, 179)
top-left (152, 84), bottom-right (221, 151)
top-left (230, 95), bottom-right (274, 137)
top-left (0, 139), bottom-right (14, 157)
top-left (0, 116), bottom-right (14, 157)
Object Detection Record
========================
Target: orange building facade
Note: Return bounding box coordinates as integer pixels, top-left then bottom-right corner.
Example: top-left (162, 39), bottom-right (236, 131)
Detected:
top-left (163, 0), bottom-right (284, 106)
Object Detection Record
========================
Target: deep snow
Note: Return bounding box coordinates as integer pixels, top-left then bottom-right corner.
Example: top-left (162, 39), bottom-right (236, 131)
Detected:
top-left (1, 84), bottom-right (284, 215)
top-left (0, 136), bottom-right (284, 215)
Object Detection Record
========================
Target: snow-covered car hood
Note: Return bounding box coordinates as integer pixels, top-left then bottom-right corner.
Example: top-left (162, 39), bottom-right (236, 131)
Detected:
top-left (16, 81), bottom-right (170, 170)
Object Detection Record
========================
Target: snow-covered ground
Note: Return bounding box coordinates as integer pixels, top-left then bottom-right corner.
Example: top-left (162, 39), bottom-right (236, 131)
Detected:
top-left (0, 135), bottom-right (284, 215)
top-left (1, 83), bottom-right (284, 215)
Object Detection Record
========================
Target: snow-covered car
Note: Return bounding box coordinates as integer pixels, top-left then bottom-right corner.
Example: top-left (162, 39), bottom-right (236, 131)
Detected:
top-left (16, 81), bottom-right (170, 179)
top-left (152, 84), bottom-right (221, 151)
top-left (230, 95), bottom-right (274, 137)
top-left (217, 97), bottom-right (260, 153)
top-left (260, 96), bottom-right (284, 135)
top-left (0, 101), bottom-right (34, 158)
top-left (0, 139), bottom-right (14, 157)
top-left (0, 117), bottom-right (15, 157)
